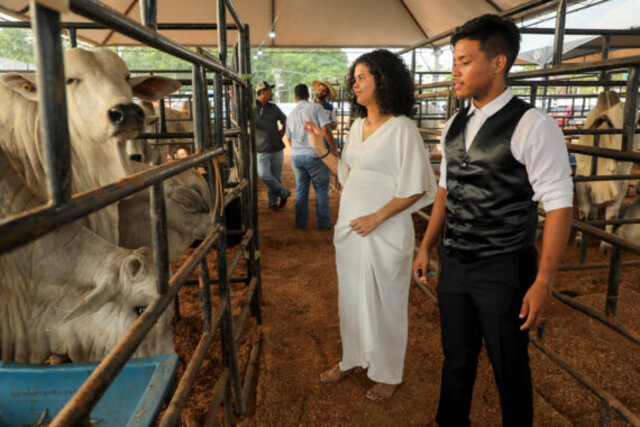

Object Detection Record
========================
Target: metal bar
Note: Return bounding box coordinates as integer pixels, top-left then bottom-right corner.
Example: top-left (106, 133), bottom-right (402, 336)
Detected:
top-left (240, 335), bottom-right (262, 411)
top-left (511, 55), bottom-right (640, 79)
top-left (567, 143), bottom-right (640, 162)
top-left (67, 0), bottom-right (247, 85)
top-left (159, 300), bottom-right (227, 427)
top-left (605, 247), bottom-right (623, 316)
top-left (68, 27), bottom-right (77, 47)
top-left (600, 35), bottom-right (610, 81)
top-left (159, 98), bottom-right (167, 133)
top-left (509, 80), bottom-right (626, 87)
top-left (193, 64), bottom-right (207, 150)
top-left (31, 1), bottom-right (71, 206)
top-left (199, 258), bottom-right (212, 330)
top-left (520, 28), bottom-right (640, 36)
top-left (530, 337), bottom-right (640, 425)
top-left (224, 0), bottom-right (245, 29)
top-left (585, 218), bottom-right (640, 226)
top-left (565, 129), bottom-right (634, 135)
top-left (416, 90), bottom-right (451, 99)
top-left (150, 171), bottom-right (169, 295)
top-left (217, 0), bottom-right (227, 66)
top-left (572, 219), bottom-right (640, 255)
top-left (559, 261), bottom-right (640, 271)
top-left (233, 277), bottom-right (259, 342)
top-left (621, 67), bottom-right (640, 152)
top-left (552, 289), bottom-right (640, 347)
top-left (139, 0), bottom-right (157, 30)
top-left (552, 0), bottom-right (567, 67)
top-left (0, 148), bottom-right (224, 254)
top-left (573, 174), bottom-right (640, 182)
top-left (51, 224), bottom-right (222, 426)
top-left (228, 229), bottom-right (253, 275)
top-left (141, 128), bottom-right (242, 140)
top-left (0, 21), bottom-right (239, 29)
top-left (204, 368), bottom-right (230, 427)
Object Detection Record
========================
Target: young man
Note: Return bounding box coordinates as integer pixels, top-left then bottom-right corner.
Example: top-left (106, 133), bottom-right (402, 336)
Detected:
top-left (253, 81), bottom-right (291, 210)
top-left (286, 84), bottom-right (333, 229)
top-left (413, 14), bottom-right (573, 426)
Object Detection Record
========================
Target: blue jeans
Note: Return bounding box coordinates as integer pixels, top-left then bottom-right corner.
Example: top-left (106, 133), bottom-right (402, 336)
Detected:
top-left (257, 151), bottom-right (290, 206)
top-left (291, 154), bottom-right (331, 229)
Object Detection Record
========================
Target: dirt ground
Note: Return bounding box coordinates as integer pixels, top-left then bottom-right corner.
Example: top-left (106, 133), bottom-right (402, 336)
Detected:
top-left (171, 149), bottom-right (640, 426)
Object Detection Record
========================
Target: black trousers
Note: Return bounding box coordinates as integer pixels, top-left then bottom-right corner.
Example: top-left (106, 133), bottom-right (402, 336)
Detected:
top-left (435, 246), bottom-right (537, 427)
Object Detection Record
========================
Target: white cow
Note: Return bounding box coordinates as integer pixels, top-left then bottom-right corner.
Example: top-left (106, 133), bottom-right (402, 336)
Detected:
top-left (118, 161), bottom-right (214, 262)
top-left (0, 150), bottom-right (173, 363)
top-left (616, 198), bottom-right (640, 244)
top-left (574, 91), bottom-right (640, 253)
top-left (0, 48), bottom-right (180, 244)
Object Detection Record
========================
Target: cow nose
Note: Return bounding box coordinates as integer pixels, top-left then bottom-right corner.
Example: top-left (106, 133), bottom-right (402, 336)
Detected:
top-left (108, 103), bottom-right (145, 129)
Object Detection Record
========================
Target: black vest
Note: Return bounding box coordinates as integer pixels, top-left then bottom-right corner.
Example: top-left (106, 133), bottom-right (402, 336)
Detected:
top-left (443, 96), bottom-right (538, 260)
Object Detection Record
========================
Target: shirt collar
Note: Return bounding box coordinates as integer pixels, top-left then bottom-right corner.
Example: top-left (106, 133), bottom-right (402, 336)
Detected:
top-left (467, 88), bottom-right (514, 118)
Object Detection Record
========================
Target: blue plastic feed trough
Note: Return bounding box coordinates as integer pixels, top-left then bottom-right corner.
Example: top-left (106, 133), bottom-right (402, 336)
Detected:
top-left (0, 353), bottom-right (179, 426)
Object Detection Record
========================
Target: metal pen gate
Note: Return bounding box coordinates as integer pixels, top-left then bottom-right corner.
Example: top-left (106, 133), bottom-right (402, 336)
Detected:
top-left (400, 1), bottom-right (640, 424)
top-left (0, 0), bottom-right (261, 425)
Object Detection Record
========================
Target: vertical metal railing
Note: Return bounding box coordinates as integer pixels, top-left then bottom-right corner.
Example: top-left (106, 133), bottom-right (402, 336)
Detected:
top-left (0, 0), bottom-right (264, 425)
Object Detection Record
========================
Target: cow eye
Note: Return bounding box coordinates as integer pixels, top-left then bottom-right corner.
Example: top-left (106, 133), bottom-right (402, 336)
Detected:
top-left (134, 306), bottom-right (146, 316)
top-left (65, 78), bottom-right (79, 85)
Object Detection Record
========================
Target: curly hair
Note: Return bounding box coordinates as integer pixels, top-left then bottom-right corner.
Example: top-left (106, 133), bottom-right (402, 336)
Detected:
top-left (451, 14), bottom-right (521, 76)
top-left (347, 49), bottom-right (415, 119)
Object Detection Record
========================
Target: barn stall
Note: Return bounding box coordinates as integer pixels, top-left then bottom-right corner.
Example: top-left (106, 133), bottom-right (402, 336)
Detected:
top-left (1, 0), bottom-right (640, 425)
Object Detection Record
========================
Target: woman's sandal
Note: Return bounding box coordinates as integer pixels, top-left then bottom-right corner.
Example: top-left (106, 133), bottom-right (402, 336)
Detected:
top-left (365, 383), bottom-right (399, 401)
top-left (320, 364), bottom-right (364, 383)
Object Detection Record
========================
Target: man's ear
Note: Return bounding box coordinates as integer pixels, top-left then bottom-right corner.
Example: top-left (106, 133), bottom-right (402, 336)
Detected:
top-left (493, 53), bottom-right (508, 76)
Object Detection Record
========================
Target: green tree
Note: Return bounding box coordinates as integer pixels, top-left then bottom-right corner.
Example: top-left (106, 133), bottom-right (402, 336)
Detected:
top-left (0, 28), bottom-right (35, 65)
top-left (251, 49), bottom-right (349, 102)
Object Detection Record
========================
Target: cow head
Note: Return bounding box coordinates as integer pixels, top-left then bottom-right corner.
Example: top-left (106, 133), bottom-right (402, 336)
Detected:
top-left (165, 169), bottom-right (214, 261)
top-left (47, 246), bottom-right (174, 362)
top-left (0, 48), bottom-right (180, 146)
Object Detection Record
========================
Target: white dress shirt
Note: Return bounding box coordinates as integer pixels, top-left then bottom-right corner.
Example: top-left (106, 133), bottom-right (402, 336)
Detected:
top-left (438, 88), bottom-right (573, 212)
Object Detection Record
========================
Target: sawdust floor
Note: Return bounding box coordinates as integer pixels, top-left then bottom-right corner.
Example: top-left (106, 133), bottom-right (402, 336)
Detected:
top-left (171, 151), bottom-right (640, 426)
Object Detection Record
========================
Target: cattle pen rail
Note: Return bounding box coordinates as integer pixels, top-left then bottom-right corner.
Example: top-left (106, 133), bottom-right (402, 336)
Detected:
top-left (0, 0), bottom-right (261, 425)
top-left (390, 3), bottom-right (640, 424)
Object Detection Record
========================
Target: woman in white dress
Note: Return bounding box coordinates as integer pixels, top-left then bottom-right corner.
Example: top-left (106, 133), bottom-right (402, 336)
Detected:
top-left (304, 49), bottom-right (437, 401)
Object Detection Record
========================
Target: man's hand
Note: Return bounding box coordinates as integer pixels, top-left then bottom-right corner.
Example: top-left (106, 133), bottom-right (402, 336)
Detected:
top-left (412, 247), bottom-right (430, 284)
top-left (519, 279), bottom-right (552, 330)
top-left (349, 213), bottom-right (383, 236)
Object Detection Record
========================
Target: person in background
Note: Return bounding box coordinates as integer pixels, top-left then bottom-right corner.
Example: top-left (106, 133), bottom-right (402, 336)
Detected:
top-left (254, 81), bottom-right (291, 211)
top-left (304, 50), bottom-right (437, 401)
top-left (286, 84), bottom-right (334, 230)
top-left (413, 14), bottom-right (573, 426)
top-left (313, 80), bottom-right (339, 154)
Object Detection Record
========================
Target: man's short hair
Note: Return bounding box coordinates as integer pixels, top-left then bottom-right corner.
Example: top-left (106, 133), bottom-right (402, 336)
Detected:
top-left (294, 84), bottom-right (310, 100)
top-left (451, 14), bottom-right (521, 75)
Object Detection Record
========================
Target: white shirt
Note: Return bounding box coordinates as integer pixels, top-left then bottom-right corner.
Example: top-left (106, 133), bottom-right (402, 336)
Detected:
top-left (285, 100), bottom-right (331, 156)
top-left (438, 88), bottom-right (573, 212)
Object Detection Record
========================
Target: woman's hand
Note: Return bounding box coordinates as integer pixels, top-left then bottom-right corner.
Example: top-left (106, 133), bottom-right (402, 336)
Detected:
top-left (412, 247), bottom-right (431, 284)
top-left (303, 121), bottom-right (326, 155)
top-left (349, 213), bottom-right (383, 237)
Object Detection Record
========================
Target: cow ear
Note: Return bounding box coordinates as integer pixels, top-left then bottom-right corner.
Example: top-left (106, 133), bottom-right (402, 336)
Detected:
top-left (0, 73), bottom-right (39, 101)
top-left (169, 186), bottom-right (210, 213)
top-left (130, 76), bottom-right (181, 102)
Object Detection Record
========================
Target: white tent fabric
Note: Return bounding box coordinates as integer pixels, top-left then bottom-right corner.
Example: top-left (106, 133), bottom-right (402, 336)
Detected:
top-left (0, 0), bottom-right (561, 48)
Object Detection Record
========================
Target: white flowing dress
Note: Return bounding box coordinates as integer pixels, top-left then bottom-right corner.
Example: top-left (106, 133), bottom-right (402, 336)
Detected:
top-left (335, 116), bottom-right (437, 384)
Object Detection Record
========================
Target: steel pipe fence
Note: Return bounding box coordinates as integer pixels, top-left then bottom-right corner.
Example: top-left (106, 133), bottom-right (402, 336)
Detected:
top-left (0, 0), bottom-right (263, 425)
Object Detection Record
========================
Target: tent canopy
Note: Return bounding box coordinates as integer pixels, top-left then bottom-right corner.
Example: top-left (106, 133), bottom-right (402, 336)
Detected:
top-left (1, 0), bottom-right (567, 48)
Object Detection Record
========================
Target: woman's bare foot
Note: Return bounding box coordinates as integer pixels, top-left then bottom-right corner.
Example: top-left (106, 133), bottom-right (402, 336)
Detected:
top-left (320, 364), bottom-right (364, 383)
top-left (365, 383), bottom-right (399, 401)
